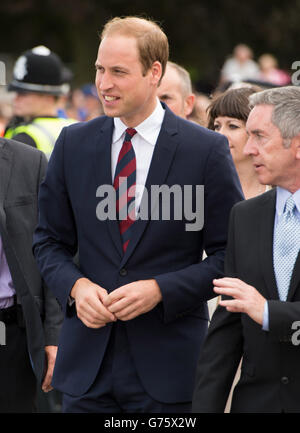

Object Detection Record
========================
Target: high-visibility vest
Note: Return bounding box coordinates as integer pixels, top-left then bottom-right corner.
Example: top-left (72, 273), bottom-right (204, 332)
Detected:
top-left (5, 117), bottom-right (77, 159)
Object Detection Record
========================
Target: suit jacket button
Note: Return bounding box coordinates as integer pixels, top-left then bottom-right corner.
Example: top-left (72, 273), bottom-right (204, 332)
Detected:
top-left (281, 376), bottom-right (289, 385)
top-left (119, 268), bottom-right (127, 276)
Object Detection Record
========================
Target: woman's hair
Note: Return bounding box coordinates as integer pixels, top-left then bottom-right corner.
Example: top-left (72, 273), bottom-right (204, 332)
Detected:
top-left (207, 86), bottom-right (259, 130)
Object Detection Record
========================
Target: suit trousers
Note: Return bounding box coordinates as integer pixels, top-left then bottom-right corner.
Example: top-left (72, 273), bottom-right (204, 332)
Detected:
top-left (0, 318), bottom-right (37, 413)
top-left (62, 321), bottom-right (191, 413)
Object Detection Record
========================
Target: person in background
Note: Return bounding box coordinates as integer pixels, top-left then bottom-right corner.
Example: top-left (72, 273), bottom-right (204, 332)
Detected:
top-left (80, 83), bottom-right (104, 120)
top-left (0, 137), bottom-right (63, 412)
top-left (0, 90), bottom-right (13, 137)
top-left (188, 91), bottom-right (210, 126)
top-left (157, 61), bottom-right (195, 119)
top-left (193, 86), bottom-right (300, 413)
top-left (4, 46), bottom-right (76, 159)
top-left (220, 44), bottom-right (260, 85)
top-left (258, 53), bottom-right (291, 86)
top-left (207, 86), bottom-right (270, 199)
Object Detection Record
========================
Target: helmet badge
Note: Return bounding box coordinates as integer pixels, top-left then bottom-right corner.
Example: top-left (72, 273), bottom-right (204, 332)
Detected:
top-left (13, 55), bottom-right (28, 80)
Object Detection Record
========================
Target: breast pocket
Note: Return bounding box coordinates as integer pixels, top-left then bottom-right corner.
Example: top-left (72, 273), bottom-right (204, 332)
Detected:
top-left (4, 195), bottom-right (37, 236)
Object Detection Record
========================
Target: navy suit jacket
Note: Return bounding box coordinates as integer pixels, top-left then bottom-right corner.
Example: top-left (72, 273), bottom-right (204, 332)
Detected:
top-left (33, 104), bottom-right (243, 402)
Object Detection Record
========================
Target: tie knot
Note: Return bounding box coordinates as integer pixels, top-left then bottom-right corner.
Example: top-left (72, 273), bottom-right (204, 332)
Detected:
top-left (284, 195), bottom-right (296, 215)
top-left (125, 128), bottom-right (137, 140)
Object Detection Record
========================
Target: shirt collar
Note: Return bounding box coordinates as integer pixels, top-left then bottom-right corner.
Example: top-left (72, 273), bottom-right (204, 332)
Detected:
top-left (112, 98), bottom-right (165, 145)
top-left (276, 186), bottom-right (300, 216)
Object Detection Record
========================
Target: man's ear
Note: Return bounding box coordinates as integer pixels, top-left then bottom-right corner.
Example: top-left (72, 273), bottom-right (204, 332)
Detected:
top-left (292, 133), bottom-right (300, 159)
top-left (183, 94), bottom-right (195, 117)
top-left (150, 61), bottom-right (163, 86)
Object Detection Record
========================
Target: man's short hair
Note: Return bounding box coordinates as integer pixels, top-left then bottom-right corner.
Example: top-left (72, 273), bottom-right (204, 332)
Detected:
top-left (100, 16), bottom-right (169, 83)
top-left (167, 61), bottom-right (193, 96)
top-left (249, 86), bottom-right (300, 145)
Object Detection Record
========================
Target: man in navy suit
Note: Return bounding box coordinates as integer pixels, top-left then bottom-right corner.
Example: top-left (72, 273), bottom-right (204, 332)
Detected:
top-left (33, 16), bottom-right (243, 413)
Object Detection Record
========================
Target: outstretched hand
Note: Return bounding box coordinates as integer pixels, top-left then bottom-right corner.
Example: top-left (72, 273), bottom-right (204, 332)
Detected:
top-left (213, 277), bottom-right (266, 325)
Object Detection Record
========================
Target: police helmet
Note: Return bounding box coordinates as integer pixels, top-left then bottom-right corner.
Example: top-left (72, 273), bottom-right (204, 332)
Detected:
top-left (8, 45), bottom-right (71, 96)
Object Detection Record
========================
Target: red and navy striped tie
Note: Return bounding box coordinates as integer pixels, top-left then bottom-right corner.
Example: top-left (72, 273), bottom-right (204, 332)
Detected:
top-left (113, 128), bottom-right (137, 253)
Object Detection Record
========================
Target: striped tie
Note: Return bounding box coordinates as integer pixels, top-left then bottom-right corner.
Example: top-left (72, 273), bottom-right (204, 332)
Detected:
top-left (113, 128), bottom-right (137, 253)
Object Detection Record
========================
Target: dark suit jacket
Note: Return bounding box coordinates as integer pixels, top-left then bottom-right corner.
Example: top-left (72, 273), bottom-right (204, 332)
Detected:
top-left (33, 104), bottom-right (243, 402)
top-left (0, 138), bottom-right (63, 383)
top-left (192, 188), bottom-right (300, 413)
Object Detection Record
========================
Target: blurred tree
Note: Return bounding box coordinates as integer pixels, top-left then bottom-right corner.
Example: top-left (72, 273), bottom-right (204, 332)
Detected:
top-left (0, 0), bottom-right (300, 92)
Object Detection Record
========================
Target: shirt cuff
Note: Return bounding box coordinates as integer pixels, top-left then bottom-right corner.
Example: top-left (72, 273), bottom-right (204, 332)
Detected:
top-left (262, 300), bottom-right (269, 331)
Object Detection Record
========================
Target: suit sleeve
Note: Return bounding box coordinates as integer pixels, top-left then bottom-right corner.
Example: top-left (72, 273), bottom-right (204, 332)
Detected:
top-left (192, 205), bottom-right (244, 412)
top-left (33, 128), bottom-right (85, 315)
top-left (268, 299), bottom-right (300, 342)
top-left (36, 151), bottom-right (64, 345)
top-left (155, 135), bottom-right (244, 323)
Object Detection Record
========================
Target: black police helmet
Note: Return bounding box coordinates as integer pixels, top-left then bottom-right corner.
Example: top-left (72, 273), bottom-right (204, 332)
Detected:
top-left (8, 46), bottom-right (70, 95)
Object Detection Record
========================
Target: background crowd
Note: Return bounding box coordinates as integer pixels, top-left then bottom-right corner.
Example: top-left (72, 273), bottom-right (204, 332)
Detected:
top-left (0, 41), bottom-right (293, 136)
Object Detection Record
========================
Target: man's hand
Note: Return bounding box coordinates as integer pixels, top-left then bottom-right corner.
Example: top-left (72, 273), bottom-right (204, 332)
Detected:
top-left (42, 345), bottom-right (57, 392)
top-left (103, 279), bottom-right (162, 321)
top-left (71, 278), bottom-right (116, 328)
top-left (213, 277), bottom-right (266, 325)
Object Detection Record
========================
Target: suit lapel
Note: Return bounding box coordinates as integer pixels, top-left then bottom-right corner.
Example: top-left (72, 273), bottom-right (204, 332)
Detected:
top-left (119, 108), bottom-right (179, 267)
top-left (94, 117), bottom-right (123, 258)
top-left (287, 249), bottom-right (300, 301)
top-left (258, 188), bottom-right (279, 300)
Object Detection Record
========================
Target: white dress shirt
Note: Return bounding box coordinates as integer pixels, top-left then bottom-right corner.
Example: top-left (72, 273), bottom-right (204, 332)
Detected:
top-left (111, 99), bottom-right (165, 211)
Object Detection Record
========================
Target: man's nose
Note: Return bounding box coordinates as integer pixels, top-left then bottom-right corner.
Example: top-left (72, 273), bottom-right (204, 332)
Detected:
top-left (244, 136), bottom-right (258, 156)
top-left (98, 71), bottom-right (113, 91)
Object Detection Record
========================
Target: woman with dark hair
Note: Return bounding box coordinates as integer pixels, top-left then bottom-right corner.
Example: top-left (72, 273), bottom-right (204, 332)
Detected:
top-left (207, 86), bottom-right (270, 199)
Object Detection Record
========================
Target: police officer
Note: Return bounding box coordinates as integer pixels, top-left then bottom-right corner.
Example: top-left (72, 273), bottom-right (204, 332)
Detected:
top-left (5, 46), bottom-right (76, 158)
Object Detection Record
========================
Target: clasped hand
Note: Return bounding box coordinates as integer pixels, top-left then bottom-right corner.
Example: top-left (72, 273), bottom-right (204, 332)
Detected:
top-left (71, 278), bottom-right (162, 328)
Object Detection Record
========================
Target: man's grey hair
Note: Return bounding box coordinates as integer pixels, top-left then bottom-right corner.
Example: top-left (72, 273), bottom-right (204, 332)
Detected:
top-left (167, 61), bottom-right (193, 97)
top-left (249, 86), bottom-right (300, 147)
